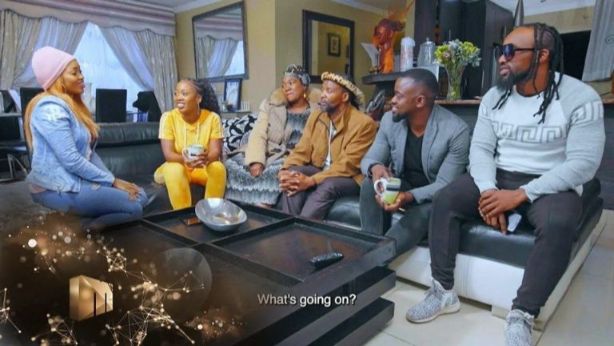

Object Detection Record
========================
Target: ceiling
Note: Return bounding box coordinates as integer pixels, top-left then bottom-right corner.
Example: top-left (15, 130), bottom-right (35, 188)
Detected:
top-left (122, 0), bottom-right (217, 12)
top-left (489, 0), bottom-right (595, 16)
top-left (133, 0), bottom-right (193, 6)
top-left (125, 0), bottom-right (595, 15)
top-left (332, 0), bottom-right (404, 15)
top-left (336, 0), bottom-right (596, 16)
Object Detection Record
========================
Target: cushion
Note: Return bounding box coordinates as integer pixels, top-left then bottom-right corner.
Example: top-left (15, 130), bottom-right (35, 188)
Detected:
top-left (327, 197), bottom-right (362, 228)
top-left (97, 143), bottom-right (164, 178)
top-left (222, 113), bottom-right (257, 153)
top-left (98, 122), bottom-right (159, 147)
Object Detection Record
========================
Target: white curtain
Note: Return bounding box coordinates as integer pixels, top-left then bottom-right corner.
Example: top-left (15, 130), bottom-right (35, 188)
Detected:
top-left (196, 36), bottom-right (215, 79)
top-left (100, 26), bottom-right (154, 91)
top-left (582, 0), bottom-right (614, 81)
top-left (14, 16), bottom-right (87, 87)
top-left (0, 10), bottom-right (41, 89)
top-left (134, 30), bottom-right (178, 112)
top-left (73, 23), bottom-right (146, 112)
top-left (0, 0), bottom-right (175, 36)
top-left (197, 36), bottom-right (238, 78)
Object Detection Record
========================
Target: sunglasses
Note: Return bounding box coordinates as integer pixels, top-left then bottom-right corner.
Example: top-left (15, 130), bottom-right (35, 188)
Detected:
top-left (494, 43), bottom-right (536, 60)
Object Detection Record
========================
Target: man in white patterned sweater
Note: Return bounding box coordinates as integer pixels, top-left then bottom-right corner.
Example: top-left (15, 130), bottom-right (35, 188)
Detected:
top-left (405, 24), bottom-right (605, 346)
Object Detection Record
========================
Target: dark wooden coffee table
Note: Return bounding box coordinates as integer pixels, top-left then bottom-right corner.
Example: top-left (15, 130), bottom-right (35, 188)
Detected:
top-left (0, 203), bottom-right (396, 345)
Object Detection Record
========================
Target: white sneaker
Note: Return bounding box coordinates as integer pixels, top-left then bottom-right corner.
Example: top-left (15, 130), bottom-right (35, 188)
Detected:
top-left (505, 309), bottom-right (534, 346)
top-left (406, 279), bottom-right (461, 323)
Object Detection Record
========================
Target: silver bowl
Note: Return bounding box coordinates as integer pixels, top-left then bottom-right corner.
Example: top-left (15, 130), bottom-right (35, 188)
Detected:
top-left (195, 198), bottom-right (247, 232)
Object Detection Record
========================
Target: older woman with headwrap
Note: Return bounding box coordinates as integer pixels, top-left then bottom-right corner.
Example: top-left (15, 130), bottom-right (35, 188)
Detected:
top-left (225, 65), bottom-right (320, 206)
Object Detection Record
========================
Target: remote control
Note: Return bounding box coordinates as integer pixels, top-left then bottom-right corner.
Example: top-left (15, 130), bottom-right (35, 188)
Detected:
top-left (310, 251), bottom-right (344, 269)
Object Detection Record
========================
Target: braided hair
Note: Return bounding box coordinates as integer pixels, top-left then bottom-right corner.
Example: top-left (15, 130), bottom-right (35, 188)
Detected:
top-left (184, 78), bottom-right (221, 114)
top-left (492, 23), bottom-right (564, 124)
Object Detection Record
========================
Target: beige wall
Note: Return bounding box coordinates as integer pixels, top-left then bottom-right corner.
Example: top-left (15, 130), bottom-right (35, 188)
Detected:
top-left (404, 0), bottom-right (416, 39)
top-left (526, 6), bottom-right (611, 95)
top-left (175, 0), bottom-right (276, 110)
top-left (314, 22), bottom-right (350, 74)
top-left (586, 78), bottom-right (611, 95)
top-left (275, 0), bottom-right (382, 100)
top-left (176, 0), bottom-right (383, 108)
top-left (525, 6), bottom-right (593, 34)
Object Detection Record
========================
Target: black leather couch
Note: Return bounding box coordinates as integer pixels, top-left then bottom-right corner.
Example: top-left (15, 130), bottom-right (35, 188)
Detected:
top-left (96, 121), bottom-right (603, 270)
top-left (95, 120), bottom-right (604, 327)
top-left (327, 181), bottom-right (603, 268)
top-left (324, 132), bottom-right (603, 328)
top-left (328, 110), bottom-right (604, 269)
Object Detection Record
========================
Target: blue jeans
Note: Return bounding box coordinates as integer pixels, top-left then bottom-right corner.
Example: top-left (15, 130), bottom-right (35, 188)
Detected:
top-left (31, 181), bottom-right (148, 230)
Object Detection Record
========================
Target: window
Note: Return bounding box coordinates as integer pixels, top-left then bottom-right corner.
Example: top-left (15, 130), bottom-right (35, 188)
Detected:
top-left (73, 23), bottom-right (144, 112)
top-left (224, 41), bottom-right (245, 76)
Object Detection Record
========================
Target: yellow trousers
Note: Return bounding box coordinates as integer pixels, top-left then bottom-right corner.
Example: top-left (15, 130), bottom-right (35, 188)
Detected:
top-left (154, 161), bottom-right (226, 210)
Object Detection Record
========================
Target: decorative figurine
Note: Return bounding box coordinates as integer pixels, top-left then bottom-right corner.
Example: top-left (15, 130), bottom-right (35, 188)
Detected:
top-left (372, 19), bottom-right (404, 74)
top-left (371, 1), bottom-right (414, 74)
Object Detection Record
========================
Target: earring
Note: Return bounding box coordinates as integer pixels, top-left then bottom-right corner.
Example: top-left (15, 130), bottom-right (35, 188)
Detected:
top-left (303, 92), bottom-right (308, 99)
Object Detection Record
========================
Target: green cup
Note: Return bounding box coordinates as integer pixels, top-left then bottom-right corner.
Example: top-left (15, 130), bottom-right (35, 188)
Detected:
top-left (374, 177), bottom-right (401, 204)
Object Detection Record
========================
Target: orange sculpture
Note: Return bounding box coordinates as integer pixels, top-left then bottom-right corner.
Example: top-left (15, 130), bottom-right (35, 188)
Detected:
top-left (372, 1), bottom-right (414, 74)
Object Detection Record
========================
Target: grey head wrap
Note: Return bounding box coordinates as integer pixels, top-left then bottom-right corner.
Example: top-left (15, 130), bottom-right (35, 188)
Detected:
top-left (284, 64), bottom-right (310, 87)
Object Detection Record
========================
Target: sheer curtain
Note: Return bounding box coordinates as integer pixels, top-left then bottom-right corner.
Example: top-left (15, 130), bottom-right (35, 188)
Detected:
top-left (583, 0), bottom-right (614, 81)
top-left (15, 17), bottom-right (87, 87)
top-left (0, 10), bottom-right (41, 89)
top-left (73, 23), bottom-right (145, 112)
top-left (198, 36), bottom-right (238, 78)
top-left (224, 41), bottom-right (245, 76)
top-left (195, 36), bottom-right (215, 78)
top-left (0, 7), bottom-right (177, 112)
top-left (100, 26), bottom-right (154, 92)
top-left (0, 0), bottom-right (175, 36)
top-left (134, 30), bottom-right (178, 112)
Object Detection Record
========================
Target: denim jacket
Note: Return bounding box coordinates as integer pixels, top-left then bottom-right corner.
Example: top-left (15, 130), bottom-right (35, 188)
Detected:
top-left (27, 96), bottom-right (115, 192)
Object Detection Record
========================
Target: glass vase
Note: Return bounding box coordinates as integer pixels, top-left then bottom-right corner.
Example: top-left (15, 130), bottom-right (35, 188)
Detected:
top-left (446, 66), bottom-right (465, 100)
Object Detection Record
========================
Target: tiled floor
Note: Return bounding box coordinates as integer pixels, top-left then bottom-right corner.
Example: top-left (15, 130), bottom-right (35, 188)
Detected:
top-left (365, 210), bottom-right (614, 346)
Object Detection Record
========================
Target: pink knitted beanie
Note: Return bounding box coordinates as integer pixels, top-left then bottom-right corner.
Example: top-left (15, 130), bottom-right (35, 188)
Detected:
top-left (31, 46), bottom-right (75, 90)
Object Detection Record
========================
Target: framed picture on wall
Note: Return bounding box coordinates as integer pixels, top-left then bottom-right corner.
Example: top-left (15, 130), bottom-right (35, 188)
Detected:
top-left (328, 33), bottom-right (341, 56)
top-left (224, 78), bottom-right (242, 112)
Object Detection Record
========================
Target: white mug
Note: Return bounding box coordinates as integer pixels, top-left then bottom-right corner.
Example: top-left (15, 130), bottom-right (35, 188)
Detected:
top-left (374, 177), bottom-right (402, 204)
top-left (185, 144), bottom-right (205, 160)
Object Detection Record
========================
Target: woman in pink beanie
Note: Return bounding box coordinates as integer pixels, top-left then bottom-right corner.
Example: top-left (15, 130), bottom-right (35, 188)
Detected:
top-left (23, 46), bottom-right (148, 230)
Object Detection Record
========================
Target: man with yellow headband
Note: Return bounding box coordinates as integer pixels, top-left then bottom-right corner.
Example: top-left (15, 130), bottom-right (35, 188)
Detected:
top-left (278, 72), bottom-right (377, 219)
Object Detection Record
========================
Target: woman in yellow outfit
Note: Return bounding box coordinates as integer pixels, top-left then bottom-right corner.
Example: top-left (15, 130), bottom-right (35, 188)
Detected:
top-left (154, 79), bottom-right (226, 210)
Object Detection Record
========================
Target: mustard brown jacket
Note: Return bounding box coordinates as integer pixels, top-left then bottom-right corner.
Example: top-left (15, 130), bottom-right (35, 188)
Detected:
top-left (282, 105), bottom-right (377, 185)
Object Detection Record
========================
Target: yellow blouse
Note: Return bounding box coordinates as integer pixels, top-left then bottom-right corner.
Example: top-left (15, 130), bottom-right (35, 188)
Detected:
top-left (158, 108), bottom-right (223, 153)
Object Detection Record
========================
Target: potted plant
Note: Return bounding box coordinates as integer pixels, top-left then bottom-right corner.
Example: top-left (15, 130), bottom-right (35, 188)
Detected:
top-left (434, 39), bottom-right (481, 100)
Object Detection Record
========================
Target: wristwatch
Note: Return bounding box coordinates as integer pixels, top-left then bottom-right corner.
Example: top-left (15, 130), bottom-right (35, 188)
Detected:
top-left (367, 162), bottom-right (383, 179)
